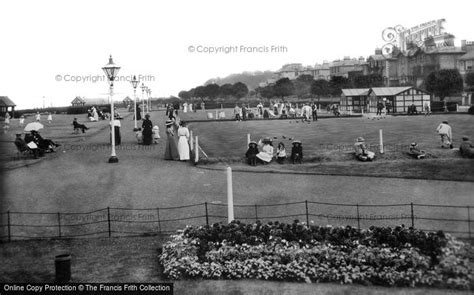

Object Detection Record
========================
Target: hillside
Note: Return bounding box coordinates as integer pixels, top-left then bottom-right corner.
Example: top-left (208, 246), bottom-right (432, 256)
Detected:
top-left (204, 71), bottom-right (276, 90)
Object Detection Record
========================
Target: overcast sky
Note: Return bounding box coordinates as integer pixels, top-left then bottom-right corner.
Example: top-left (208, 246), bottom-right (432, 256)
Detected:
top-left (0, 0), bottom-right (472, 109)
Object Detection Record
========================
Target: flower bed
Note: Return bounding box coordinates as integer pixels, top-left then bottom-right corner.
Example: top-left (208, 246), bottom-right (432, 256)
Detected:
top-left (159, 220), bottom-right (472, 289)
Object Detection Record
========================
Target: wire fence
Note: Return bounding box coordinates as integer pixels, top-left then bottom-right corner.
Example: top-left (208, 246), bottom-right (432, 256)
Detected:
top-left (0, 201), bottom-right (472, 242)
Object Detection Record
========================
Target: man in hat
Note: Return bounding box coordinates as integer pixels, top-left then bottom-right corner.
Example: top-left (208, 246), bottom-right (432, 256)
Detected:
top-left (245, 141), bottom-right (259, 166)
top-left (459, 136), bottom-right (474, 158)
top-left (436, 121), bottom-right (453, 148)
top-left (407, 142), bottom-right (426, 159)
top-left (354, 137), bottom-right (375, 161)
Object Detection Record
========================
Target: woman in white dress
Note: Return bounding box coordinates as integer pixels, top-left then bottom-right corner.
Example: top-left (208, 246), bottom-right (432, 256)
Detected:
top-left (47, 112), bottom-right (53, 123)
top-left (177, 121), bottom-right (190, 160)
top-left (256, 138), bottom-right (274, 163)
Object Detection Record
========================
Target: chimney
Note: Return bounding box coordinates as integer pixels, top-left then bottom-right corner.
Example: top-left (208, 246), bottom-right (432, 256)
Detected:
top-left (375, 48), bottom-right (382, 55)
top-left (461, 40), bottom-right (467, 50)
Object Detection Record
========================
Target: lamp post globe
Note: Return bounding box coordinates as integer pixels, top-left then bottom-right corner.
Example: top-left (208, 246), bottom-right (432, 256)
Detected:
top-left (131, 75), bottom-right (140, 131)
top-left (102, 55), bottom-right (121, 163)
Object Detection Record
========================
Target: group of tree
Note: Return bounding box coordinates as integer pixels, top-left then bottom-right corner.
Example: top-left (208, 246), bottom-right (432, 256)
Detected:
top-left (178, 82), bottom-right (249, 101)
top-left (255, 73), bottom-right (385, 100)
top-left (424, 69), bottom-right (467, 101)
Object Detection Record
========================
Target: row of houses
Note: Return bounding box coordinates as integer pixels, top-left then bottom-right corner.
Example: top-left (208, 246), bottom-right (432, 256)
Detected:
top-left (265, 39), bottom-right (474, 91)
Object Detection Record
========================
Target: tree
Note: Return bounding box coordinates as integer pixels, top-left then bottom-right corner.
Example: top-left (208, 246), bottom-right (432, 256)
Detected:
top-left (425, 69), bottom-right (464, 101)
top-left (219, 83), bottom-right (234, 98)
top-left (194, 86), bottom-right (206, 99)
top-left (178, 90), bottom-right (190, 100)
top-left (465, 72), bottom-right (474, 92)
top-left (256, 85), bottom-right (275, 99)
top-left (232, 82), bottom-right (249, 99)
top-left (311, 79), bottom-right (330, 102)
top-left (273, 78), bottom-right (294, 99)
top-left (204, 83), bottom-right (220, 100)
top-left (293, 74), bottom-right (314, 98)
top-left (328, 76), bottom-right (350, 96)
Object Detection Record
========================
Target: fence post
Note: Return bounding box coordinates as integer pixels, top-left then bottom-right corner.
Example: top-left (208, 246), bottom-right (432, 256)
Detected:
top-left (205, 202), bottom-right (209, 226)
top-left (379, 129), bottom-right (384, 154)
top-left (468, 206), bottom-right (471, 240)
top-left (195, 136), bottom-right (199, 163)
top-left (156, 208), bottom-right (161, 234)
top-left (107, 207), bottom-right (111, 238)
top-left (305, 200), bottom-right (309, 225)
top-left (7, 211), bottom-right (11, 242)
top-left (57, 212), bottom-right (62, 238)
top-left (356, 204), bottom-right (360, 231)
top-left (190, 131), bottom-right (193, 151)
top-left (227, 167), bottom-right (234, 223)
top-left (255, 204), bottom-right (258, 222)
top-left (410, 203), bottom-right (415, 228)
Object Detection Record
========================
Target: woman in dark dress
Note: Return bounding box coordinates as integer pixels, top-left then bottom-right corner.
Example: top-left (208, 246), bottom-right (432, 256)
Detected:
top-left (164, 120), bottom-right (179, 160)
top-left (142, 114), bottom-right (153, 145)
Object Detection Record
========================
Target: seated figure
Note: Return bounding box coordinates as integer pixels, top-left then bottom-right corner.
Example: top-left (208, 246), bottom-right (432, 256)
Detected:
top-left (460, 136), bottom-right (474, 158)
top-left (354, 137), bottom-right (375, 161)
top-left (73, 118), bottom-right (89, 133)
top-left (407, 142), bottom-right (426, 159)
top-left (291, 140), bottom-right (303, 164)
top-left (245, 141), bottom-right (259, 166)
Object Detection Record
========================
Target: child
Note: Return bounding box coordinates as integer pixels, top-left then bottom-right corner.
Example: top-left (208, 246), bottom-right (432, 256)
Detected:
top-left (152, 125), bottom-right (160, 143)
top-left (408, 142), bottom-right (426, 159)
top-left (47, 112), bottom-right (52, 124)
top-left (291, 140), bottom-right (303, 164)
top-left (276, 142), bottom-right (287, 164)
top-left (135, 128), bottom-right (143, 144)
top-left (245, 141), bottom-right (259, 166)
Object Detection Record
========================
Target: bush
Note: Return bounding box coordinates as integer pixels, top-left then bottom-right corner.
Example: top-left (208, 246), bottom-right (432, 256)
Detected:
top-left (160, 221), bottom-right (472, 289)
top-left (468, 106), bottom-right (474, 115)
top-left (430, 101), bottom-right (458, 112)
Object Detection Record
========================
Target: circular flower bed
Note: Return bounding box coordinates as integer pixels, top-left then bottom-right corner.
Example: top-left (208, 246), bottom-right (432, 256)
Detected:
top-left (159, 220), bottom-right (472, 289)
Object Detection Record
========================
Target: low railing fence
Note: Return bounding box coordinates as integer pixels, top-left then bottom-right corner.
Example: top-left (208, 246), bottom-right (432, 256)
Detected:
top-left (0, 201), bottom-right (472, 241)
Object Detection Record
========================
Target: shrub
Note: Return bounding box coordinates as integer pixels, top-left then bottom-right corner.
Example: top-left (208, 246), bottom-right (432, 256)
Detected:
top-left (160, 221), bottom-right (472, 289)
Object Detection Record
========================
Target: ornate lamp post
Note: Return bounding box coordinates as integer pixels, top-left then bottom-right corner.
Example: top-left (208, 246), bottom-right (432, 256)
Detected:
top-left (131, 75), bottom-right (140, 131)
top-left (141, 83), bottom-right (146, 117)
top-left (102, 55), bottom-right (121, 163)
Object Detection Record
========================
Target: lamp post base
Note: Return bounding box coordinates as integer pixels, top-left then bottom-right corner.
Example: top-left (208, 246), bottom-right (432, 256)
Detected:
top-left (108, 156), bottom-right (119, 163)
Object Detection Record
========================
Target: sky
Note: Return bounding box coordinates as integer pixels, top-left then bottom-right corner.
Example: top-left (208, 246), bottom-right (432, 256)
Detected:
top-left (0, 0), bottom-right (473, 109)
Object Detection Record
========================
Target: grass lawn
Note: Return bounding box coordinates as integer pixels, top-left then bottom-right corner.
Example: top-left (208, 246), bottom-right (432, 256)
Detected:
top-left (184, 113), bottom-right (474, 181)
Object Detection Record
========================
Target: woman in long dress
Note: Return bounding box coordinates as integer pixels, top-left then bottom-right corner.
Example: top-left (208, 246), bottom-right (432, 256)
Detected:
top-left (177, 121), bottom-right (190, 160)
top-left (142, 114), bottom-right (153, 145)
top-left (164, 120), bottom-right (179, 160)
top-left (256, 138), bottom-right (274, 163)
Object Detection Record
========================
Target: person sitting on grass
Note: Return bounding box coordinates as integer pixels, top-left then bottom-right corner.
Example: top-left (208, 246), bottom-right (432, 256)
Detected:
top-left (73, 118), bottom-right (89, 133)
top-left (407, 142), bottom-right (426, 159)
top-left (276, 142), bottom-right (287, 164)
top-left (291, 140), bottom-right (303, 164)
top-left (354, 137), bottom-right (375, 161)
top-left (459, 136), bottom-right (474, 158)
top-left (245, 141), bottom-right (259, 166)
top-left (256, 138), bottom-right (273, 164)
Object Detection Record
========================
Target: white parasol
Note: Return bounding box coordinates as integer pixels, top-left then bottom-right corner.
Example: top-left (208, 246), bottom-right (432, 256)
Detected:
top-left (24, 122), bottom-right (44, 132)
